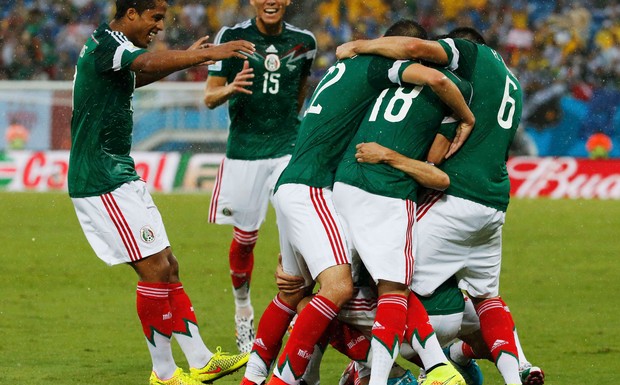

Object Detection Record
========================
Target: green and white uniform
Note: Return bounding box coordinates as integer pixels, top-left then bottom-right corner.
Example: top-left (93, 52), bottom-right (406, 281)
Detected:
top-left (413, 38), bottom-right (524, 298)
top-left (207, 19), bottom-right (316, 229)
top-left (333, 70), bottom-right (471, 285)
top-left (69, 23), bottom-right (170, 265)
top-left (69, 22), bottom-right (147, 198)
top-left (274, 55), bottom-right (416, 282)
top-left (335, 69), bottom-right (470, 202)
top-left (209, 18), bottom-right (316, 160)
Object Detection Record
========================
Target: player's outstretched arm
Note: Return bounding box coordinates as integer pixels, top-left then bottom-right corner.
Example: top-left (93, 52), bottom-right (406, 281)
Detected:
top-left (204, 60), bottom-right (254, 109)
top-left (336, 37), bottom-right (448, 65)
top-left (403, 64), bottom-right (475, 151)
top-left (133, 39), bottom-right (255, 88)
top-left (355, 142), bottom-right (450, 191)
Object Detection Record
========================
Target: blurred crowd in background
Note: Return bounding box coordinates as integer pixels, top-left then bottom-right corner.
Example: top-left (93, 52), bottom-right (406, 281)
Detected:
top-left (1, 0), bottom-right (619, 152)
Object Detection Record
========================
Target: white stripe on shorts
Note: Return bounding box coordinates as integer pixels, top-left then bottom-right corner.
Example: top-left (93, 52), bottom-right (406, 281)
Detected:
top-left (100, 192), bottom-right (142, 262)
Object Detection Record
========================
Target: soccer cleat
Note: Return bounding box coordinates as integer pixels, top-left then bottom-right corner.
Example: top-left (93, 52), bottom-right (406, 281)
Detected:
top-left (150, 367), bottom-right (205, 385)
top-left (235, 314), bottom-right (255, 353)
top-left (520, 364), bottom-right (544, 385)
top-left (388, 369), bottom-right (418, 385)
top-left (190, 346), bottom-right (249, 383)
top-left (442, 347), bottom-right (483, 385)
top-left (421, 362), bottom-right (466, 385)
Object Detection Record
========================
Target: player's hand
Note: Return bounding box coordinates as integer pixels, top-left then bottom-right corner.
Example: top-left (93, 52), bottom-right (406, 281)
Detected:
top-left (355, 142), bottom-right (392, 164)
top-left (229, 60), bottom-right (254, 95)
top-left (203, 40), bottom-right (255, 62)
top-left (336, 40), bottom-right (361, 59)
top-left (445, 117), bottom-right (475, 159)
top-left (189, 35), bottom-right (211, 50)
top-left (275, 254), bottom-right (305, 294)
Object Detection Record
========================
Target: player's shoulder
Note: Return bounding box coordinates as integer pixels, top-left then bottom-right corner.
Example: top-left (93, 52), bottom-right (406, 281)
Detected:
top-left (92, 23), bottom-right (123, 46)
top-left (283, 22), bottom-right (317, 44)
top-left (213, 19), bottom-right (253, 43)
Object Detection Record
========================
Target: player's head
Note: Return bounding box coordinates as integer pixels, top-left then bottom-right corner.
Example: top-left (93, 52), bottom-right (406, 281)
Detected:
top-left (113, 0), bottom-right (168, 48)
top-left (251, 0), bottom-right (290, 35)
top-left (115, 0), bottom-right (161, 19)
top-left (384, 19), bottom-right (428, 39)
top-left (448, 27), bottom-right (486, 45)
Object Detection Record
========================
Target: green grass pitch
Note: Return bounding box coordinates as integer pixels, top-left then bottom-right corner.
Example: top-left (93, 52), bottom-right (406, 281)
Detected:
top-left (1, 192), bottom-right (618, 384)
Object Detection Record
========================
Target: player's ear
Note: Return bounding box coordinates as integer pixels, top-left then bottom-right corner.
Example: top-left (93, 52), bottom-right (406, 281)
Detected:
top-left (125, 7), bottom-right (138, 21)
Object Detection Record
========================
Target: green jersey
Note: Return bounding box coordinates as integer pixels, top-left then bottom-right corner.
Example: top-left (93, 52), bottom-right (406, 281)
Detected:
top-left (335, 69), bottom-right (472, 202)
top-left (276, 55), bottom-right (416, 190)
top-left (68, 22), bottom-right (147, 198)
top-left (417, 276), bottom-right (465, 316)
top-left (209, 19), bottom-right (316, 160)
top-left (438, 38), bottom-right (523, 211)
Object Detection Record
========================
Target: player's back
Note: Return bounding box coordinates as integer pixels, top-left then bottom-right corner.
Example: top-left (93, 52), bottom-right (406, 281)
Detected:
top-left (438, 38), bottom-right (523, 211)
top-left (335, 69), bottom-right (472, 202)
top-left (276, 54), bottom-right (410, 190)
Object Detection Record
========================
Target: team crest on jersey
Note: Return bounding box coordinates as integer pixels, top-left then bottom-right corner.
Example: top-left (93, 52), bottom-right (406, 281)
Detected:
top-left (264, 54), bottom-right (281, 72)
top-left (222, 207), bottom-right (233, 216)
top-left (140, 226), bottom-right (155, 243)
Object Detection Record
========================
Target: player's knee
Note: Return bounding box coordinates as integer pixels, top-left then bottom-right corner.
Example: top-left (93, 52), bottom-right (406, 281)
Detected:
top-left (133, 248), bottom-right (176, 282)
top-left (321, 280), bottom-right (354, 307)
top-left (279, 290), bottom-right (305, 309)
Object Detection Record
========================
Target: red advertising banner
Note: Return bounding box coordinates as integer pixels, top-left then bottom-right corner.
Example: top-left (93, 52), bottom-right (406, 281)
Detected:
top-left (0, 151), bottom-right (180, 193)
top-left (3, 152), bottom-right (620, 199)
top-left (508, 157), bottom-right (620, 199)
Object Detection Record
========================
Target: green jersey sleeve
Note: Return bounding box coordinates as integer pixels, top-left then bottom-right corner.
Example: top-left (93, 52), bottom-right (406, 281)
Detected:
top-left (92, 29), bottom-right (147, 73)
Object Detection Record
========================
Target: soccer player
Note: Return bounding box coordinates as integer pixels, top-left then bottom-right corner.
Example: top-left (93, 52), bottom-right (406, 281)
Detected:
top-left (331, 43), bottom-right (473, 383)
top-left (336, 27), bottom-right (536, 385)
top-left (204, 0), bottom-right (316, 353)
top-left (68, 1), bottom-right (255, 384)
top-left (253, 19), bottom-right (474, 385)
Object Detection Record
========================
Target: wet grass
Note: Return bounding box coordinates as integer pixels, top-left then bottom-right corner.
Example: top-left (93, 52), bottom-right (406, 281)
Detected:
top-left (0, 192), bottom-right (618, 384)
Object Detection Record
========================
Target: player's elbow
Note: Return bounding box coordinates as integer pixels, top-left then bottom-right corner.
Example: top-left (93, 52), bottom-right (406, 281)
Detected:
top-left (436, 174), bottom-right (450, 191)
top-left (427, 72), bottom-right (450, 90)
top-left (402, 38), bottom-right (426, 59)
top-left (203, 94), bottom-right (218, 109)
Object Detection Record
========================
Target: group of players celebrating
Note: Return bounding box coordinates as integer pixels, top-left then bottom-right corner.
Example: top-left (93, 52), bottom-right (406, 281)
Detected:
top-left (68, 1), bottom-right (545, 385)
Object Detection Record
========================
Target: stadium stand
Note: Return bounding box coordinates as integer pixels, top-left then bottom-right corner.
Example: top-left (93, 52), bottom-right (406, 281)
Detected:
top-left (1, 0), bottom-right (619, 156)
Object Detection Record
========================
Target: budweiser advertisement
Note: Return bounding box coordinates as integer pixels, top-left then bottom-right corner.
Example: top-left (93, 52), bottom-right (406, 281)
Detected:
top-left (508, 157), bottom-right (620, 199)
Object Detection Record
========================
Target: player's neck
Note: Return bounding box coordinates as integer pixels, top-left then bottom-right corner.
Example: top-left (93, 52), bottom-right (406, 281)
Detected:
top-left (255, 18), bottom-right (283, 36)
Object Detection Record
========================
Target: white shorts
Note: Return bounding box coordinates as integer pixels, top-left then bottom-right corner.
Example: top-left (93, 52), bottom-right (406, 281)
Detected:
top-left (208, 155), bottom-right (290, 231)
top-left (273, 184), bottom-right (351, 285)
top-left (332, 182), bottom-right (416, 286)
top-left (71, 180), bottom-right (170, 266)
top-left (411, 193), bottom-right (506, 298)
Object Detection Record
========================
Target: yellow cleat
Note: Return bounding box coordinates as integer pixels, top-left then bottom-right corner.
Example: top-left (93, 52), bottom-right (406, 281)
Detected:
top-left (422, 362), bottom-right (466, 385)
top-left (150, 367), bottom-right (205, 385)
top-left (190, 346), bottom-right (250, 383)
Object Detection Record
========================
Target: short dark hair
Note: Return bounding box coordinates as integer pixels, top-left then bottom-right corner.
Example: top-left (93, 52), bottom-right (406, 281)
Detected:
top-left (114, 0), bottom-right (158, 19)
top-left (384, 19), bottom-right (428, 39)
top-left (447, 27), bottom-right (486, 45)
